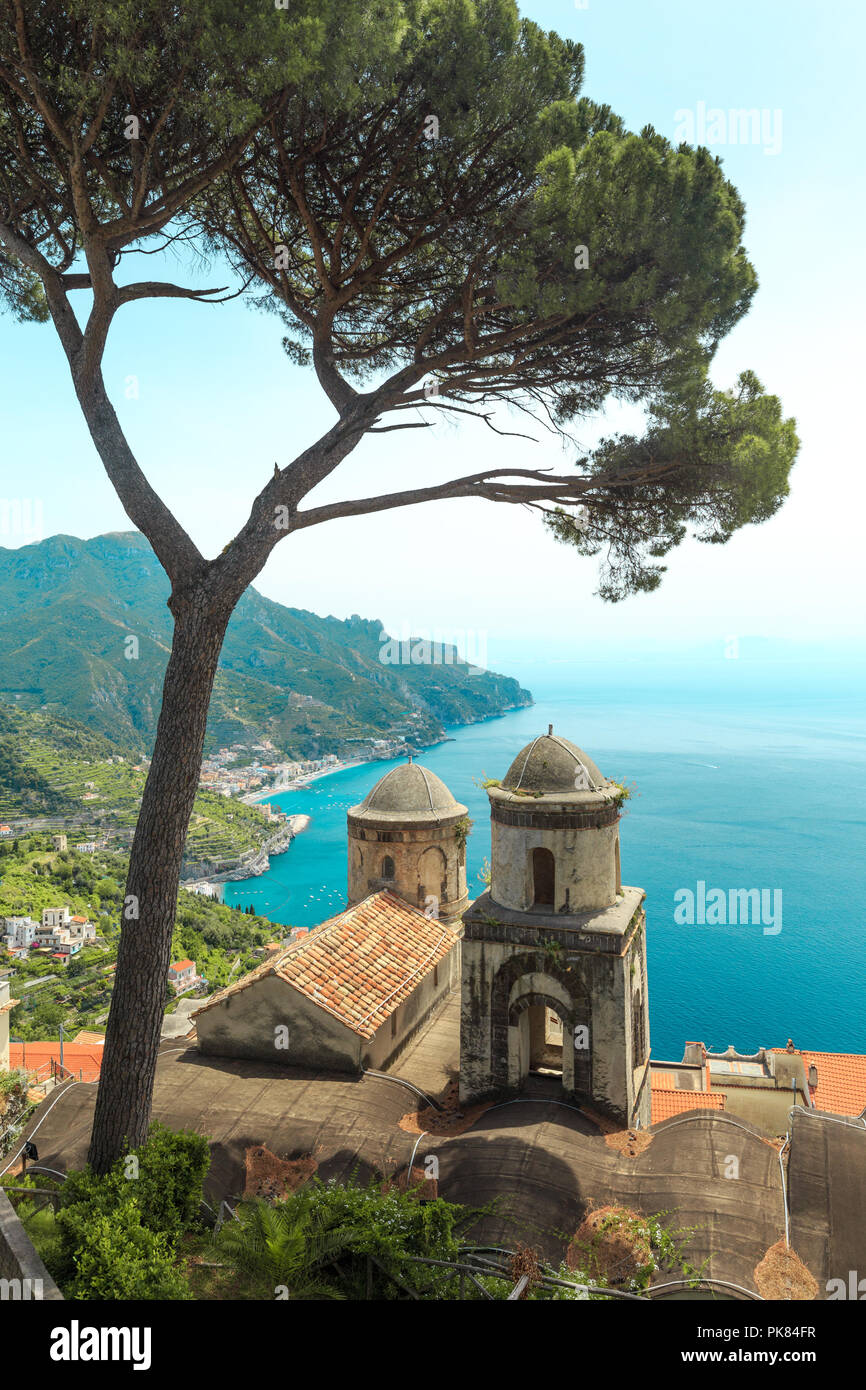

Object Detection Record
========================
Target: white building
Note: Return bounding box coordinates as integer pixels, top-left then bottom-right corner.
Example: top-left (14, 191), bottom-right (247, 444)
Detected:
top-left (168, 959), bottom-right (198, 993)
top-left (68, 916), bottom-right (95, 942)
top-left (0, 977), bottom-right (20, 1071)
top-left (42, 906), bottom-right (71, 930)
top-left (3, 916), bottom-right (39, 949)
top-left (186, 882), bottom-right (220, 899)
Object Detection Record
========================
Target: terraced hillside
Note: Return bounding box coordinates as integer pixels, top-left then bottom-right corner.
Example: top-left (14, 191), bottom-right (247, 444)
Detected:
top-left (0, 704), bottom-right (273, 864)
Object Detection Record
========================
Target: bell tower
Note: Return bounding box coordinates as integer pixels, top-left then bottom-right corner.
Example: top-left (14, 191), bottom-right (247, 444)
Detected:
top-left (459, 728), bottom-right (651, 1127)
top-left (347, 759), bottom-right (469, 925)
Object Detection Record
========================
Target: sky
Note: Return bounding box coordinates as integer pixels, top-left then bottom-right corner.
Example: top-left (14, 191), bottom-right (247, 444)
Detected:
top-left (1, 0), bottom-right (864, 675)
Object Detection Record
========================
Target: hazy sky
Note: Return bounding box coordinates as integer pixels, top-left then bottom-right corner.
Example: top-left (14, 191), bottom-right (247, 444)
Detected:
top-left (2, 0), bottom-right (864, 668)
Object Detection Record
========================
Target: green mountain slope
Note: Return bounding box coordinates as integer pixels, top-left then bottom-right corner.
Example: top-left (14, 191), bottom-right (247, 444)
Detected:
top-left (0, 532), bottom-right (532, 757)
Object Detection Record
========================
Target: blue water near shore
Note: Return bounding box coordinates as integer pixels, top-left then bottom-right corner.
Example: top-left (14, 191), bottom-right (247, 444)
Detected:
top-left (224, 657), bottom-right (866, 1062)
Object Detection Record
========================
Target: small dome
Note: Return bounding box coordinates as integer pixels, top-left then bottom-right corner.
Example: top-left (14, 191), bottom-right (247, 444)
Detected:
top-left (349, 760), bottom-right (465, 822)
top-left (502, 729), bottom-right (606, 795)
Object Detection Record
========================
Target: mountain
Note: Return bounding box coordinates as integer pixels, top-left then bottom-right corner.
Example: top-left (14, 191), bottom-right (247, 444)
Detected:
top-left (0, 532), bottom-right (532, 758)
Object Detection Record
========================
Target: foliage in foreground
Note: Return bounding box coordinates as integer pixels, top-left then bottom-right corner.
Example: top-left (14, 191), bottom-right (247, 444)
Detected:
top-left (211, 1176), bottom-right (480, 1301)
top-left (27, 1122), bottom-right (211, 1300)
top-left (7, 1141), bottom-right (703, 1301)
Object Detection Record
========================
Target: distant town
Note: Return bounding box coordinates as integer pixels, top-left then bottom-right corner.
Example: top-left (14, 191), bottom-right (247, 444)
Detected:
top-left (198, 735), bottom-right (417, 801)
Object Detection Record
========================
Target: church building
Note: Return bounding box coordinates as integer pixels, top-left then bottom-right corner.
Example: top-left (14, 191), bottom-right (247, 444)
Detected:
top-left (194, 729), bottom-right (651, 1128)
top-left (459, 728), bottom-right (651, 1128)
top-left (194, 758), bottom-right (466, 1072)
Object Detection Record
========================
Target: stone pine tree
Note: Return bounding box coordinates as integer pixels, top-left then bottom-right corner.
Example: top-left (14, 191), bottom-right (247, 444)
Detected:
top-left (0, 0), bottom-right (798, 1172)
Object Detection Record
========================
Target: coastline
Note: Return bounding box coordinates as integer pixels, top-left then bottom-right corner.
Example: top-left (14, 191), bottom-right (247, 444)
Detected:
top-left (181, 813), bottom-right (310, 896)
top-left (238, 701), bottom-right (534, 806)
top-left (240, 758), bottom-right (367, 803)
top-left (218, 699), bottom-right (534, 888)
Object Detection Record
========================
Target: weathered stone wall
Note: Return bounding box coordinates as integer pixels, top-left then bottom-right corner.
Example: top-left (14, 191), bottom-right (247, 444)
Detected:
top-left (347, 817), bottom-right (468, 922)
top-left (0, 1189), bottom-right (63, 1300)
top-left (490, 813), bottom-right (620, 914)
top-left (459, 893), bottom-right (650, 1127)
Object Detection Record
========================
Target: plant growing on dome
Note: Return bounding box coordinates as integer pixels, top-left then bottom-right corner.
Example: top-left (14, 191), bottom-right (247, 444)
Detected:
top-left (454, 816), bottom-right (473, 850)
top-left (609, 780), bottom-right (637, 811)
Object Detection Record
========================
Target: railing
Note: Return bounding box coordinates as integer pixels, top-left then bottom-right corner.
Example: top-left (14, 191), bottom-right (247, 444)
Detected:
top-left (396, 1250), bottom-right (649, 1301)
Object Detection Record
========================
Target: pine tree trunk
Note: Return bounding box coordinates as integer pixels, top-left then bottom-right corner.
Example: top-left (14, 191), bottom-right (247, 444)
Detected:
top-left (87, 585), bottom-right (231, 1174)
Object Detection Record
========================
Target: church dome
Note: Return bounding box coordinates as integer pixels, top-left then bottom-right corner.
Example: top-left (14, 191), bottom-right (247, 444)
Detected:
top-left (502, 728), bottom-right (606, 795)
top-left (349, 760), bottom-right (465, 823)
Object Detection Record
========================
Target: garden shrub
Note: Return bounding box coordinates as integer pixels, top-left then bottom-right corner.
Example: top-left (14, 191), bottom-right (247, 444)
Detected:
top-left (58, 1197), bottom-right (191, 1300)
top-left (53, 1121), bottom-right (210, 1298)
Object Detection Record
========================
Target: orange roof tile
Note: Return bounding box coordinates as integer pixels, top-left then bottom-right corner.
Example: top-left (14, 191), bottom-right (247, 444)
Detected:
top-left (170, 959), bottom-right (195, 972)
top-left (649, 1070), bottom-right (677, 1089)
top-left (772, 1047), bottom-right (866, 1117)
top-left (651, 1089), bottom-right (726, 1124)
top-left (197, 891), bottom-right (457, 1039)
top-left (9, 1040), bottom-right (103, 1082)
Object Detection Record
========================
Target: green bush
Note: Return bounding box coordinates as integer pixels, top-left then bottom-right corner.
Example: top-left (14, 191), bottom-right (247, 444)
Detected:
top-left (52, 1121), bottom-right (210, 1298)
top-left (61, 1122), bottom-right (209, 1247)
top-left (214, 1176), bottom-right (482, 1300)
top-left (59, 1198), bottom-right (191, 1301)
top-left (131, 1122), bottom-right (210, 1243)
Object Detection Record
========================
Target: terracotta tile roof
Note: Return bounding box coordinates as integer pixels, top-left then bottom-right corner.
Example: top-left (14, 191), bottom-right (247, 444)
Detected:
top-left (650, 1063), bottom-right (714, 1092)
top-left (650, 1070), bottom-right (677, 1089)
top-left (651, 1089), bottom-right (726, 1124)
top-left (9, 1040), bottom-right (103, 1082)
top-left (170, 959), bottom-right (195, 973)
top-left (772, 1047), bottom-right (866, 1117)
top-left (196, 891), bottom-right (456, 1040)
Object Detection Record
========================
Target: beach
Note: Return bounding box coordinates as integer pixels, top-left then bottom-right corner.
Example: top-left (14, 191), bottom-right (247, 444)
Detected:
top-left (241, 759), bottom-right (367, 804)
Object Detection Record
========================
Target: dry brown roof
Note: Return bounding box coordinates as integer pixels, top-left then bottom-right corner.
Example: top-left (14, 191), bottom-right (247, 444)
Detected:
top-left (195, 891), bottom-right (456, 1040)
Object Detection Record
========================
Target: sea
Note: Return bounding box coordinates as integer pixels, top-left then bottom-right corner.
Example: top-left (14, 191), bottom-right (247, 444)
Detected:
top-left (224, 654), bottom-right (866, 1063)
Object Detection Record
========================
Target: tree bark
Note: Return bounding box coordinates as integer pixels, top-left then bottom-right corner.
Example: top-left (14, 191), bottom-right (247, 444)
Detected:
top-left (87, 584), bottom-right (231, 1174)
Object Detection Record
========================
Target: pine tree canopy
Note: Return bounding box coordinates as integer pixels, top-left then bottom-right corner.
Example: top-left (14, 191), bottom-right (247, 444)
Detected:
top-left (0, 0), bottom-right (798, 598)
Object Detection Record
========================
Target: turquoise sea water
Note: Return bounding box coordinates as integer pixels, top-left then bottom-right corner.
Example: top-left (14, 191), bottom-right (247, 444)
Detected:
top-left (224, 657), bottom-right (866, 1062)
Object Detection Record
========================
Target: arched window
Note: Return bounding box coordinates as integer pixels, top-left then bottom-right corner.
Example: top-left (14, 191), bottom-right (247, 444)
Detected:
top-left (382, 855), bottom-right (395, 880)
top-left (531, 847), bottom-right (555, 907)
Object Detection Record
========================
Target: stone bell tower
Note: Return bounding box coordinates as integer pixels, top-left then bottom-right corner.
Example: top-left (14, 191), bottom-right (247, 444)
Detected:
top-left (459, 728), bottom-right (651, 1127)
top-left (347, 759), bottom-right (469, 924)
